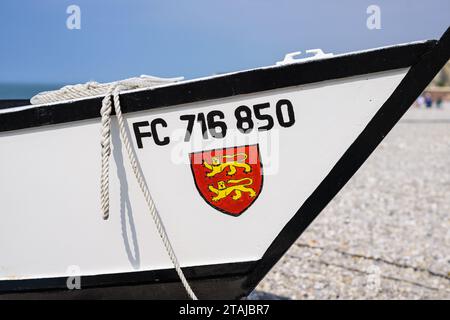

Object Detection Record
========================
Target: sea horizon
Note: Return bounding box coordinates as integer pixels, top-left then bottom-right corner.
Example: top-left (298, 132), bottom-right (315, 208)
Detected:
top-left (0, 82), bottom-right (68, 99)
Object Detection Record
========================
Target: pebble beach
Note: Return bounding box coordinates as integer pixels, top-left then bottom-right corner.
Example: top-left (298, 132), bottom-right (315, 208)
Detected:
top-left (251, 103), bottom-right (450, 300)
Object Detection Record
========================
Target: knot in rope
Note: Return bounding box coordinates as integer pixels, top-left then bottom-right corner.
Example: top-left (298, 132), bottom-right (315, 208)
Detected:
top-left (30, 75), bottom-right (183, 105)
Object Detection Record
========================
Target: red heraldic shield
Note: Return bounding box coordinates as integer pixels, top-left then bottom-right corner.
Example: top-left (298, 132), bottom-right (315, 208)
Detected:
top-left (190, 144), bottom-right (263, 217)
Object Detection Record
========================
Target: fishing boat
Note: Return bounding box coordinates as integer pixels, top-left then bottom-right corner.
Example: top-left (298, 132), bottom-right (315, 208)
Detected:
top-left (0, 27), bottom-right (449, 299)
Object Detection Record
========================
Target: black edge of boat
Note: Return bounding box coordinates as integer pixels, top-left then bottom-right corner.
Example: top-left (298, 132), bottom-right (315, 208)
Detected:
top-left (0, 39), bottom-right (439, 133)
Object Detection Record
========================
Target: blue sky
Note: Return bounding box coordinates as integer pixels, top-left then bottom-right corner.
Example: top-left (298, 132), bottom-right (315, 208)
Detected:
top-left (0, 0), bottom-right (449, 97)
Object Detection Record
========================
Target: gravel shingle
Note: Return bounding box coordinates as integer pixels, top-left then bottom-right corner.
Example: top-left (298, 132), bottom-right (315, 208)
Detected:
top-left (251, 104), bottom-right (450, 300)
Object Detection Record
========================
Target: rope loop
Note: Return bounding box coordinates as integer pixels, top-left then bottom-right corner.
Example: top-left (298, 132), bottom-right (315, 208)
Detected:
top-left (99, 84), bottom-right (198, 300)
top-left (31, 76), bottom-right (197, 300)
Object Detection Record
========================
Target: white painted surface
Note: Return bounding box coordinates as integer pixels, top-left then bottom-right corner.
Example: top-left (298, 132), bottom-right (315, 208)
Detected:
top-left (0, 69), bottom-right (408, 280)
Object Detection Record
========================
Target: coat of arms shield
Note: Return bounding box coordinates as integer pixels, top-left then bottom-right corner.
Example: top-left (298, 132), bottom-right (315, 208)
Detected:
top-left (190, 144), bottom-right (263, 216)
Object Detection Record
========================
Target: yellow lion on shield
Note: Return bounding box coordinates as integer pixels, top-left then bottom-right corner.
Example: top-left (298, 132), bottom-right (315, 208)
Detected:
top-left (203, 153), bottom-right (251, 177)
top-left (208, 178), bottom-right (256, 202)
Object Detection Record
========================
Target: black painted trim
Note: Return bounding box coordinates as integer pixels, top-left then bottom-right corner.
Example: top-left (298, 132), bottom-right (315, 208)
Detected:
top-left (0, 100), bottom-right (29, 109)
top-left (0, 275), bottom-right (250, 300)
top-left (0, 28), bottom-right (448, 299)
top-left (0, 260), bottom-right (255, 297)
top-left (0, 41), bottom-right (436, 133)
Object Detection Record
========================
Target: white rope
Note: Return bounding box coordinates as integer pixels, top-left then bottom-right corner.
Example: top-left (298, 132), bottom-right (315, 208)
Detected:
top-left (32, 76), bottom-right (198, 300)
top-left (30, 75), bottom-right (183, 105)
top-left (103, 86), bottom-right (198, 300)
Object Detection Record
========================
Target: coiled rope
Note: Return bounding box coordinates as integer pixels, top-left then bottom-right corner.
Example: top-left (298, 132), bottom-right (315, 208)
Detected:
top-left (30, 75), bottom-right (183, 105)
top-left (31, 76), bottom-right (198, 300)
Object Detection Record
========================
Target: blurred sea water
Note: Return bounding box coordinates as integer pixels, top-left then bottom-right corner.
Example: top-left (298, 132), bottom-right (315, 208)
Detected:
top-left (0, 83), bottom-right (66, 99)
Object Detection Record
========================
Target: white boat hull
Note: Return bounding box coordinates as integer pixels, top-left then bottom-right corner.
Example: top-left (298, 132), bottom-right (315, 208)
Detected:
top-left (0, 70), bottom-right (408, 279)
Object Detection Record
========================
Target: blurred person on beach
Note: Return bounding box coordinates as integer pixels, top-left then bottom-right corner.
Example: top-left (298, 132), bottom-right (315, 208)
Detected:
top-left (436, 97), bottom-right (443, 108)
top-left (425, 93), bottom-right (433, 108)
top-left (416, 95), bottom-right (425, 108)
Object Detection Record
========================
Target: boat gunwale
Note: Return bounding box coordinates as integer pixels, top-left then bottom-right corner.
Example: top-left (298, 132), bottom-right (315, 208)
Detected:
top-left (0, 40), bottom-right (437, 133)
